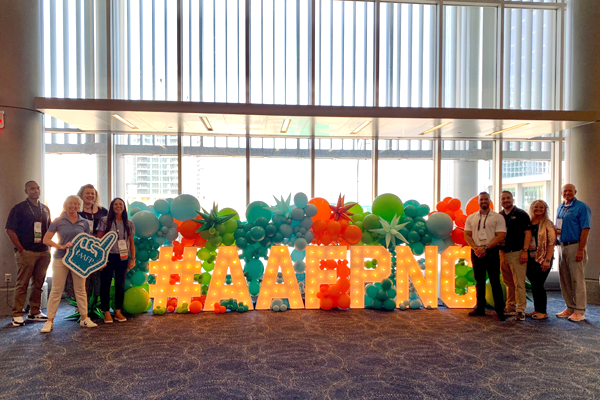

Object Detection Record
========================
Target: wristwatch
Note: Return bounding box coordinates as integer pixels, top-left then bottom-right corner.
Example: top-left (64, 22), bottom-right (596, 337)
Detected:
top-left (544, 259), bottom-right (551, 263)
top-left (483, 245), bottom-right (488, 251)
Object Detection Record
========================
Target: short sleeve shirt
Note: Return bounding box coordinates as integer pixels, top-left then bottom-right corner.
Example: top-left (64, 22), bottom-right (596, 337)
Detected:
top-left (79, 207), bottom-right (108, 235)
top-left (5, 200), bottom-right (52, 252)
top-left (465, 210), bottom-right (507, 247)
top-left (48, 213), bottom-right (90, 259)
top-left (556, 198), bottom-right (591, 243)
top-left (97, 217), bottom-right (136, 254)
top-left (499, 207), bottom-right (531, 252)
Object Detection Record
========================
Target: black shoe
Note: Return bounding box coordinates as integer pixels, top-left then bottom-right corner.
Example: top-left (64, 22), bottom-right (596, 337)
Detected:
top-left (468, 309), bottom-right (486, 317)
top-left (497, 312), bottom-right (506, 321)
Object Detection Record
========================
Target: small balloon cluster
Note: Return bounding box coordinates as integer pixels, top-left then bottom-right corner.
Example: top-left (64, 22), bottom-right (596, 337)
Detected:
top-left (309, 195), bottom-right (363, 246)
top-left (271, 298), bottom-right (289, 312)
top-left (365, 278), bottom-right (397, 311)
top-left (196, 248), bottom-right (217, 295)
top-left (398, 199), bottom-right (432, 255)
top-left (316, 259), bottom-right (351, 310)
top-left (400, 283), bottom-right (425, 310)
top-left (214, 299), bottom-right (249, 314)
top-left (364, 259), bottom-right (378, 269)
top-left (454, 258), bottom-right (476, 295)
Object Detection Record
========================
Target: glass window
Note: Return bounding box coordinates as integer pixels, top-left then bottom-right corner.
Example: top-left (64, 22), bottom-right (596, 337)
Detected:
top-left (44, 134), bottom-right (109, 218)
top-left (315, 139), bottom-right (372, 210)
top-left (441, 140), bottom-right (493, 207)
top-left (250, 138), bottom-right (311, 203)
top-left (379, 3), bottom-right (436, 107)
top-left (443, 6), bottom-right (497, 108)
top-left (378, 139), bottom-right (434, 205)
top-left (182, 136), bottom-right (247, 216)
top-left (502, 141), bottom-right (551, 210)
top-left (115, 134), bottom-right (179, 204)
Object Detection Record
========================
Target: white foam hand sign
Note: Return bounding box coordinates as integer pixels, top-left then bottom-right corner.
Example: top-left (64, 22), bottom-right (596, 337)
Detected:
top-left (63, 232), bottom-right (118, 278)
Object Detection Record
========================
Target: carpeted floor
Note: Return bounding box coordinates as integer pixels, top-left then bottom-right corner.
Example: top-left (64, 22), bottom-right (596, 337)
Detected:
top-left (1, 292), bottom-right (600, 400)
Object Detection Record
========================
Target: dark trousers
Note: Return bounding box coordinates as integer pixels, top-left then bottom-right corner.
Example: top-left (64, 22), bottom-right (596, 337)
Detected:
top-left (100, 254), bottom-right (128, 312)
top-left (526, 257), bottom-right (551, 314)
top-left (472, 248), bottom-right (504, 314)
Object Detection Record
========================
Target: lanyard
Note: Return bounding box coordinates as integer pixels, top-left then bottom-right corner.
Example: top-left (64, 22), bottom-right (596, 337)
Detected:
top-left (112, 221), bottom-right (127, 241)
top-left (558, 200), bottom-right (575, 219)
top-left (478, 213), bottom-right (488, 230)
top-left (26, 201), bottom-right (42, 222)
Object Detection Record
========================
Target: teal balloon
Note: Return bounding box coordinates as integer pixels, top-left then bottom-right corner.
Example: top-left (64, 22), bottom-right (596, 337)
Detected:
top-left (291, 249), bottom-right (305, 262)
top-left (409, 299), bottom-right (422, 309)
top-left (279, 224), bottom-right (293, 238)
top-left (131, 270), bottom-right (148, 287)
top-left (410, 242), bottom-right (425, 255)
top-left (137, 250), bottom-right (149, 262)
top-left (386, 288), bottom-right (397, 298)
top-left (420, 233), bottom-right (433, 245)
top-left (381, 278), bottom-right (393, 290)
top-left (303, 204), bottom-right (318, 217)
top-left (165, 228), bottom-right (179, 242)
top-left (404, 205), bottom-right (417, 218)
top-left (383, 299), bottom-right (396, 311)
top-left (265, 224), bottom-right (278, 237)
top-left (376, 290), bottom-right (388, 301)
top-left (417, 204), bottom-right (431, 217)
top-left (291, 208), bottom-right (305, 221)
top-left (149, 249), bottom-right (159, 260)
top-left (399, 215), bottom-right (414, 230)
top-left (153, 199), bottom-right (170, 215)
top-left (244, 259), bottom-right (264, 281)
top-left (294, 238), bottom-right (307, 251)
top-left (254, 217), bottom-right (268, 228)
top-left (407, 231), bottom-right (421, 243)
top-left (131, 211), bottom-right (160, 238)
top-left (294, 193), bottom-right (308, 208)
top-left (170, 194), bottom-right (200, 222)
top-left (159, 214), bottom-right (174, 228)
top-left (426, 212), bottom-right (454, 239)
top-left (123, 287), bottom-right (150, 314)
top-left (246, 201), bottom-right (273, 224)
top-left (293, 260), bottom-right (306, 273)
top-left (129, 201), bottom-right (147, 212)
top-left (404, 199), bottom-right (420, 208)
top-left (431, 238), bottom-right (449, 253)
top-left (372, 299), bottom-right (383, 310)
top-left (234, 228), bottom-right (245, 240)
top-left (250, 226), bottom-right (266, 241)
top-left (249, 280), bottom-right (260, 296)
top-left (372, 193), bottom-right (405, 222)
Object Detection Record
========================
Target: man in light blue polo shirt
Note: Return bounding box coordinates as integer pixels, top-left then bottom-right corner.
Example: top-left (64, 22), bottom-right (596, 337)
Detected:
top-left (555, 183), bottom-right (591, 322)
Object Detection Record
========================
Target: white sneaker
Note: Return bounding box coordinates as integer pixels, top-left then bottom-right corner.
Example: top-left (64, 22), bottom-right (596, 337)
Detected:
top-left (80, 318), bottom-right (98, 328)
top-left (40, 321), bottom-right (53, 333)
top-left (27, 312), bottom-right (48, 322)
top-left (12, 316), bottom-right (25, 327)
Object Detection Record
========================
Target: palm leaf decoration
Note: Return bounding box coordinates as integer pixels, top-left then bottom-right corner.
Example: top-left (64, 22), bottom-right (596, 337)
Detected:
top-left (64, 287), bottom-right (104, 321)
top-left (195, 202), bottom-right (236, 233)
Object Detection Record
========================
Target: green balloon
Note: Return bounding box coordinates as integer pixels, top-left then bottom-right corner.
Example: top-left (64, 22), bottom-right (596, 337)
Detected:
top-left (197, 248), bottom-right (211, 261)
top-left (352, 214), bottom-right (364, 222)
top-left (372, 298), bottom-right (383, 310)
top-left (455, 264), bottom-right (469, 277)
top-left (455, 276), bottom-right (468, 289)
top-left (408, 231), bottom-right (421, 243)
top-left (245, 201), bottom-right (273, 224)
top-left (219, 208), bottom-right (240, 221)
top-left (466, 269), bottom-right (475, 283)
top-left (222, 233), bottom-right (235, 246)
top-left (201, 272), bottom-right (212, 285)
top-left (383, 299), bottom-right (396, 311)
top-left (248, 280), bottom-right (260, 296)
top-left (372, 193), bottom-right (405, 222)
top-left (122, 287), bottom-right (150, 314)
top-left (485, 279), bottom-right (507, 308)
top-left (353, 221), bottom-right (363, 230)
top-left (362, 214), bottom-right (382, 231)
top-left (203, 261), bottom-right (215, 272)
top-left (345, 202), bottom-right (364, 215)
top-left (366, 284), bottom-right (379, 299)
top-left (209, 235), bottom-right (223, 247)
top-left (224, 219), bottom-right (238, 234)
top-left (205, 241), bottom-right (218, 251)
top-left (381, 278), bottom-right (393, 291)
top-left (376, 290), bottom-right (388, 301)
top-left (215, 224), bottom-right (227, 235)
top-left (361, 232), bottom-right (374, 245)
top-left (386, 288), bottom-right (397, 298)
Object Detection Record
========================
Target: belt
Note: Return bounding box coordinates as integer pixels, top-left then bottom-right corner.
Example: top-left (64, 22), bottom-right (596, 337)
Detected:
top-left (559, 240), bottom-right (579, 246)
top-left (503, 249), bottom-right (524, 254)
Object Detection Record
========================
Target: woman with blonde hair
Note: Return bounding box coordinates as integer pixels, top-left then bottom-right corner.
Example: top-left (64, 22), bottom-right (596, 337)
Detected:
top-left (41, 195), bottom-right (98, 332)
top-left (526, 200), bottom-right (557, 320)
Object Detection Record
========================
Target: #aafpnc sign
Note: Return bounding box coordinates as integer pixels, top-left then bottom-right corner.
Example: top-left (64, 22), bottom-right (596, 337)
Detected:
top-left (63, 232), bottom-right (118, 278)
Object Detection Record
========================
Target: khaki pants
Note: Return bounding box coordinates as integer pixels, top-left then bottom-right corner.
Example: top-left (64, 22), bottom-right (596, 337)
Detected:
top-left (13, 250), bottom-right (51, 317)
top-left (502, 251), bottom-right (528, 312)
top-left (46, 258), bottom-right (88, 320)
top-left (559, 243), bottom-right (587, 314)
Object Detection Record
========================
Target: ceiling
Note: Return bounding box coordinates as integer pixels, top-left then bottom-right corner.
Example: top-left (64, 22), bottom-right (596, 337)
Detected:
top-left (35, 98), bottom-right (598, 140)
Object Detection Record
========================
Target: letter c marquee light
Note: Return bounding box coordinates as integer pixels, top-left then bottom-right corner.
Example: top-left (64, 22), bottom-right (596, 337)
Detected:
top-left (441, 246), bottom-right (476, 309)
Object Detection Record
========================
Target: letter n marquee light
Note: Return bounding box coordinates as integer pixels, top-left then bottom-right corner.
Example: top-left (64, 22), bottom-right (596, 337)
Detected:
top-left (350, 246), bottom-right (390, 308)
top-left (441, 246), bottom-right (476, 309)
top-left (304, 245), bottom-right (347, 309)
top-left (255, 246), bottom-right (304, 310)
top-left (203, 246), bottom-right (253, 311)
top-left (148, 246), bottom-right (202, 308)
top-left (395, 246), bottom-right (439, 309)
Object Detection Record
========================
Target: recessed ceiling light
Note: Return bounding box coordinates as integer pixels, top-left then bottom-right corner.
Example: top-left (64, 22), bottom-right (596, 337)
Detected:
top-left (485, 123), bottom-right (530, 136)
top-left (200, 116), bottom-right (213, 131)
top-left (112, 114), bottom-right (138, 129)
top-left (419, 122), bottom-right (451, 135)
top-left (281, 119), bottom-right (291, 133)
top-left (351, 120), bottom-right (371, 134)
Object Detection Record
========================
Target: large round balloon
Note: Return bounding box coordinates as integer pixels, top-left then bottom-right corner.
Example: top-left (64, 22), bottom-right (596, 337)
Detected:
top-left (426, 212), bottom-right (453, 239)
top-left (131, 211), bottom-right (160, 238)
top-left (179, 220), bottom-right (201, 239)
top-left (485, 279), bottom-right (507, 308)
top-left (450, 227), bottom-right (467, 246)
top-left (219, 207), bottom-right (240, 221)
top-left (466, 196), bottom-right (494, 216)
top-left (123, 287), bottom-right (150, 314)
top-left (170, 194), bottom-right (200, 221)
top-left (372, 193), bottom-right (404, 222)
top-left (246, 201), bottom-right (273, 224)
top-left (307, 197), bottom-right (332, 221)
top-left (153, 199), bottom-right (170, 215)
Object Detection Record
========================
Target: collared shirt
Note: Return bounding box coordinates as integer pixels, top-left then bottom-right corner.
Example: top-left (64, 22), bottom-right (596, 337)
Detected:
top-left (48, 213), bottom-right (90, 259)
top-left (5, 200), bottom-right (51, 252)
top-left (465, 209), bottom-right (507, 247)
top-left (97, 217), bottom-right (136, 254)
top-left (499, 206), bottom-right (531, 252)
top-left (556, 197), bottom-right (591, 243)
top-left (79, 207), bottom-right (108, 235)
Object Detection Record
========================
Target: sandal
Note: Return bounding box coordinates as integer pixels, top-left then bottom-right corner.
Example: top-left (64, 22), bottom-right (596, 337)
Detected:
top-left (531, 313), bottom-right (548, 320)
top-left (525, 311), bottom-right (538, 317)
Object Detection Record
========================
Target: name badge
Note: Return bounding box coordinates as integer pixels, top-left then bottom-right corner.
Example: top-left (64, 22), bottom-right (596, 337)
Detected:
top-left (556, 218), bottom-right (563, 231)
top-left (34, 222), bottom-right (42, 243)
top-left (118, 239), bottom-right (129, 260)
top-left (87, 219), bottom-right (94, 233)
top-left (477, 229), bottom-right (488, 245)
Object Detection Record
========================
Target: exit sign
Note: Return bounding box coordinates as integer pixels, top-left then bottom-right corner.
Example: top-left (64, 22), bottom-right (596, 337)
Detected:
top-left (0, 111), bottom-right (3, 128)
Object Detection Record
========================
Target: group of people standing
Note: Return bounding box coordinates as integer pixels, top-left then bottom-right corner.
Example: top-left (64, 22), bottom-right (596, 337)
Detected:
top-left (6, 182), bottom-right (135, 333)
top-left (464, 184), bottom-right (591, 322)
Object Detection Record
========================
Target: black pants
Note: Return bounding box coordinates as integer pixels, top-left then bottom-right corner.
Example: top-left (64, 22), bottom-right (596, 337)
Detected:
top-left (526, 257), bottom-right (551, 314)
top-left (100, 254), bottom-right (128, 312)
top-left (472, 249), bottom-right (504, 314)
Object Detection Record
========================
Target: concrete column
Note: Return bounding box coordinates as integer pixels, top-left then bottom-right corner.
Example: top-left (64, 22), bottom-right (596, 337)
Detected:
top-left (570, 0), bottom-right (600, 303)
top-left (453, 160), bottom-right (478, 207)
top-left (0, 0), bottom-right (43, 315)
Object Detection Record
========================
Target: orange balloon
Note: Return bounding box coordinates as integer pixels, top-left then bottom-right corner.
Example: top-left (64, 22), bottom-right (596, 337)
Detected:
top-left (451, 227), bottom-right (467, 246)
top-left (167, 298), bottom-right (178, 308)
top-left (443, 197), bottom-right (452, 203)
top-left (194, 235), bottom-right (207, 247)
top-left (448, 198), bottom-right (462, 212)
top-left (320, 297), bottom-right (334, 310)
top-left (181, 237), bottom-right (196, 247)
top-left (444, 210), bottom-right (456, 220)
top-left (312, 219), bottom-right (327, 234)
top-left (436, 201), bottom-right (448, 212)
top-left (337, 264), bottom-right (350, 278)
top-left (337, 277), bottom-right (350, 293)
top-left (167, 306), bottom-right (175, 313)
top-left (343, 225), bottom-right (362, 245)
top-left (337, 293), bottom-right (351, 309)
top-left (327, 285), bottom-right (341, 298)
top-left (456, 214), bottom-right (467, 228)
top-left (466, 196), bottom-right (494, 215)
top-left (308, 197), bottom-right (332, 221)
top-left (340, 219), bottom-right (350, 231)
top-left (189, 300), bottom-right (203, 313)
top-left (321, 232), bottom-right (333, 245)
top-left (327, 220), bottom-right (342, 235)
top-left (179, 220), bottom-right (200, 239)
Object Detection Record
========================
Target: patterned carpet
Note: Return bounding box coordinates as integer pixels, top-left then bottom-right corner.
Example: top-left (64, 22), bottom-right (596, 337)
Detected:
top-left (1, 292), bottom-right (600, 400)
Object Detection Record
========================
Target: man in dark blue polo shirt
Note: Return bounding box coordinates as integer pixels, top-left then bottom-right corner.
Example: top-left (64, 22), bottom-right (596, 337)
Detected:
top-left (555, 183), bottom-right (591, 322)
top-left (5, 181), bottom-right (52, 326)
